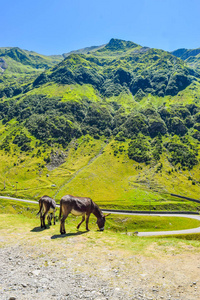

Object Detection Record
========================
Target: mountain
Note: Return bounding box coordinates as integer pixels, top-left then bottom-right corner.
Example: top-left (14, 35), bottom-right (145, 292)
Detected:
top-left (33, 38), bottom-right (198, 99)
top-left (0, 47), bottom-right (64, 98)
top-left (1, 39), bottom-right (200, 208)
top-left (171, 47), bottom-right (200, 73)
top-left (63, 45), bottom-right (105, 57)
top-left (171, 47), bottom-right (200, 61)
top-left (0, 47), bottom-right (63, 70)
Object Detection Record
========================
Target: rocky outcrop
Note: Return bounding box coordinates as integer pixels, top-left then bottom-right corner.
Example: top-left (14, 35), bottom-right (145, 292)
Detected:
top-left (0, 58), bottom-right (7, 72)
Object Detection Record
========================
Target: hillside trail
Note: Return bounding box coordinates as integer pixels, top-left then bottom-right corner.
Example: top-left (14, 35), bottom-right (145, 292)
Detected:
top-left (53, 140), bottom-right (108, 198)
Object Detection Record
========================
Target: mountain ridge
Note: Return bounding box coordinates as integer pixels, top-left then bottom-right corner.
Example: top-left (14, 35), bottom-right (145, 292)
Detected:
top-left (1, 38), bottom-right (200, 204)
top-left (31, 39), bottom-right (197, 99)
top-left (0, 47), bottom-right (63, 70)
top-left (171, 47), bottom-right (200, 73)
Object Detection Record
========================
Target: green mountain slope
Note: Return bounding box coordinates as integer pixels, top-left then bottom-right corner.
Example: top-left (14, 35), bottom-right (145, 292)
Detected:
top-left (171, 47), bottom-right (200, 73)
top-left (63, 44), bottom-right (105, 57)
top-left (0, 47), bottom-right (64, 98)
top-left (1, 39), bottom-right (200, 209)
top-left (0, 47), bottom-right (63, 70)
top-left (32, 39), bottom-right (198, 99)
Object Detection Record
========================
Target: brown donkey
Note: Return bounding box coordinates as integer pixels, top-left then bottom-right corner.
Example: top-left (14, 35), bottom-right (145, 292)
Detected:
top-left (37, 195), bottom-right (57, 229)
top-left (59, 194), bottom-right (110, 234)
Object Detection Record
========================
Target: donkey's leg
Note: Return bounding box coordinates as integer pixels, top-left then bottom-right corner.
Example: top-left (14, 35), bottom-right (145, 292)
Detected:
top-left (40, 207), bottom-right (44, 228)
top-left (77, 215), bottom-right (85, 230)
top-left (43, 212), bottom-right (48, 229)
top-left (85, 213), bottom-right (90, 231)
top-left (40, 214), bottom-right (43, 228)
top-left (47, 214), bottom-right (51, 225)
top-left (60, 216), bottom-right (66, 234)
top-left (49, 213), bottom-right (53, 225)
top-left (53, 211), bottom-right (56, 225)
top-left (60, 214), bottom-right (69, 234)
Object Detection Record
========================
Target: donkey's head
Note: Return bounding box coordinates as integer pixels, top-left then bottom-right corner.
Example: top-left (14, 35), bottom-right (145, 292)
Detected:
top-left (96, 213), bottom-right (111, 231)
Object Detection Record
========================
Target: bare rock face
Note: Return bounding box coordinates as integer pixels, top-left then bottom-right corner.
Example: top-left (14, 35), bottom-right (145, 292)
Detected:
top-left (46, 151), bottom-right (66, 171)
top-left (0, 58), bottom-right (7, 72)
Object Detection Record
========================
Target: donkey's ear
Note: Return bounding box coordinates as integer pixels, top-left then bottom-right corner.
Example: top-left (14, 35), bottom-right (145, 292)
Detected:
top-left (104, 213), bottom-right (111, 217)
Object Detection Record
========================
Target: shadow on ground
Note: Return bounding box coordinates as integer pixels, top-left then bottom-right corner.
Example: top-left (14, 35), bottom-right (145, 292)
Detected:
top-left (51, 231), bottom-right (87, 239)
top-left (31, 226), bottom-right (50, 232)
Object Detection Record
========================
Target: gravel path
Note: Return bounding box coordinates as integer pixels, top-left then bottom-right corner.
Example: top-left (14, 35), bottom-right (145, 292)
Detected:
top-left (0, 237), bottom-right (200, 300)
top-left (0, 245), bottom-right (127, 300)
top-left (0, 243), bottom-right (167, 300)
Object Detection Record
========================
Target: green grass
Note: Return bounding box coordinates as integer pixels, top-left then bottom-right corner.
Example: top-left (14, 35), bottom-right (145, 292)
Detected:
top-left (1, 211), bottom-right (200, 269)
top-left (106, 214), bottom-right (200, 232)
top-left (164, 232), bottom-right (200, 241)
top-left (1, 199), bottom-right (200, 260)
top-left (0, 198), bottom-right (200, 234)
top-left (0, 135), bottom-right (200, 212)
top-left (26, 83), bottom-right (101, 103)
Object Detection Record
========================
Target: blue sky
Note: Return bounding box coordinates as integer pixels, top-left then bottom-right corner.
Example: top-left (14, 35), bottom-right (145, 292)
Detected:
top-left (2, 0), bottom-right (200, 55)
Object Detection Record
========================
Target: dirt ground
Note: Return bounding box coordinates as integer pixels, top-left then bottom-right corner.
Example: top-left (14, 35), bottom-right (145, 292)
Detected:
top-left (0, 228), bottom-right (200, 300)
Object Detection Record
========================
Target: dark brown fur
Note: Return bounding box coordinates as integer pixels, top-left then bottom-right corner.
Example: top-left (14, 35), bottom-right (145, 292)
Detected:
top-left (37, 195), bottom-right (57, 229)
top-left (59, 194), bottom-right (110, 234)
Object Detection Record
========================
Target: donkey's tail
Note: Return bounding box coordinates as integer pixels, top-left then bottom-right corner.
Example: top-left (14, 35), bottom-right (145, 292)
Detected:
top-left (36, 199), bottom-right (42, 216)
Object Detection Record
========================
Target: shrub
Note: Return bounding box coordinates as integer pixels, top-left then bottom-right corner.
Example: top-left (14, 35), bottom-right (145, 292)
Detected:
top-left (128, 135), bottom-right (151, 163)
top-left (115, 131), bottom-right (126, 142)
top-left (168, 117), bottom-right (188, 136)
top-left (123, 113), bottom-right (149, 136)
top-left (165, 141), bottom-right (198, 169)
top-left (148, 118), bottom-right (167, 138)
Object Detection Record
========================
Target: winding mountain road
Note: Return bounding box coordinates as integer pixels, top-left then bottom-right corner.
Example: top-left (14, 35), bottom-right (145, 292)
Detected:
top-left (1, 196), bottom-right (200, 236)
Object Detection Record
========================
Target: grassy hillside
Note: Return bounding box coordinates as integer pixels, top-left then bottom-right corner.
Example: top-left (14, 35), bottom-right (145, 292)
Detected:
top-left (0, 47), bottom-right (63, 99)
top-left (0, 132), bottom-right (200, 211)
top-left (0, 47), bottom-right (63, 69)
top-left (1, 39), bottom-right (200, 211)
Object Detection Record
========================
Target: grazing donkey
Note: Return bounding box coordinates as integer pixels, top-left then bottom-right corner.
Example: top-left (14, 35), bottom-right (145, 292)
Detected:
top-left (37, 195), bottom-right (57, 229)
top-left (59, 194), bottom-right (110, 234)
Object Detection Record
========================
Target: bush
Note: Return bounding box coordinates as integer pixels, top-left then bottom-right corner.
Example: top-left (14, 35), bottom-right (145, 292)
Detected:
top-left (194, 123), bottom-right (200, 131)
top-left (148, 118), bottom-right (167, 138)
top-left (165, 141), bottom-right (198, 169)
top-left (151, 135), bottom-right (163, 161)
top-left (13, 133), bottom-right (32, 152)
top-left (115, 131), bottom-right (126, 142)
top-left (128, 136), bottom-right (151, 163)
top-left (123, 113), bottom-right (149, 136)
top-left (168, 117), bottom-right (188, 136)
top-left (100, 79), bottom-right (124, 97)
top-left (26, 114), bottom-right (75, 146)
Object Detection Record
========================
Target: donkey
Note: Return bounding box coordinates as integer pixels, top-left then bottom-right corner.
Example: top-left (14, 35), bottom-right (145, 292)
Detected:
top-left (59, 194), bottom-right (110, 234)
top-left (37, 195), bottom-right (57, 229)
